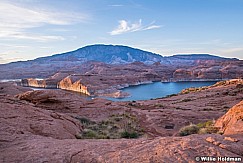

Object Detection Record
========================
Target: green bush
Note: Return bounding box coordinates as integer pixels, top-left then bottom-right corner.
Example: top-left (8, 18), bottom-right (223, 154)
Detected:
top-left (120, 131), bottom-right (139, 138)
top-left (75, 112), bottom-right (142, 139)
top-left (198, 126), bottom-right (219, 134)
top-left (75, 117), bottom-right (92, 125)
top-left (179, 124), bottom-right (199, 136)
top-left (82, 130), bottom-right (97, 138)
top-left (196, 120), bottom-right (213, 128)
top-left (181, 98), bottom-right (192, 102)
top-left (179, 120), bottom-right (219, 136)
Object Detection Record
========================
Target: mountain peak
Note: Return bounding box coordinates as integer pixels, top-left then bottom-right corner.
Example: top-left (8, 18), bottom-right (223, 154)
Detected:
top-left (40, 44), bottom-right (164, 64)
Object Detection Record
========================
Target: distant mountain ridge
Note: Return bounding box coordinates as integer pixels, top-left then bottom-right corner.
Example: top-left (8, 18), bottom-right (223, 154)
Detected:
top-left (168, 54), bottom-right (235, 60)
top-left (3, 44), bottom-right (238, 66)
top-left (34, 44), bottom-right (163, 64)
top-left (0, 44), bottom-right (240, 79)
top-left (32, 44), bottom-right (236, 65)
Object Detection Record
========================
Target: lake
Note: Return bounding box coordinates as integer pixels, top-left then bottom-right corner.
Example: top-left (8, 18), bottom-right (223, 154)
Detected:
top-left (1, 79), bottom-right (217, 101)
top-left (106, 81), bottom-right (217, 101)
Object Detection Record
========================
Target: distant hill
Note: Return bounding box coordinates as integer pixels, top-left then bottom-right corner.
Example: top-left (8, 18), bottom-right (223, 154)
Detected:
top-left (168, 54), bottom-right (232, 60)
top-left (34, 44), bottom-right (163, 64)
top-left (0, 44), bottom-right (239, 79)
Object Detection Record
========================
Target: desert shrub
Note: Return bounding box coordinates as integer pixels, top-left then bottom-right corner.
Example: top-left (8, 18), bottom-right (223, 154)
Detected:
top-left (202, 108), bottom-right (213, 111)
top-left (196, 120), bottom-right (213, 128)
top-left (75, 117), bottom-right (92, 125)
top-left (197, 120), bottom-right (218, 134)
top-left (179, 120), bottom-right (218, 136)
top-left (165, 94), bottom-right (177, 98)
top-left (198, 128), bottom-right (208, 134)
top-left (128, 102), bottom-right (136, 106)
top-left (76, 112), bottom-right (143, 139)
top-left (179, 124), bottom-right (199, 136)
top-left (120, 131), bottom-right (139, 138)
top-left (75, 133), bottom-right (82, 139)
top-left (181, 98), bottom-right (192, 102)
top-left (82, 130), bottom-right (97, 138)
top-left (154, 103), bottom-right (164, 107)
top-left (198, 126), bottom-right (219, 134)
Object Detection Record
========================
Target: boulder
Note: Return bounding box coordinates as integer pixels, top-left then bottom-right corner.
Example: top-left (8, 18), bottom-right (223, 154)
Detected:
top-left (215, 101), bottom-right (243, 135)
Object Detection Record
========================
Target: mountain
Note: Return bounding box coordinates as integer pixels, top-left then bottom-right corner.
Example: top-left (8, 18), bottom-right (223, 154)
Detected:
top-left (27, 45), bottom-right (236, 64)
top-left (0, 44), bottom-right (239, 79)
top-left (34, 44), bottom-right (164, 64)
top-left (168, 54), bottom-right (232, 60)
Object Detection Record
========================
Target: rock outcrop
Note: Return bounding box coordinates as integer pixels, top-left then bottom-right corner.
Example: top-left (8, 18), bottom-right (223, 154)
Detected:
top-left (172, 61), bottom-right (243, 81)
top-left (58, 75), bottom-right (91, 95)
top-left (215, 101), bottom-right (243, 135)
top-left (0, 95), bottom-right (82, 141)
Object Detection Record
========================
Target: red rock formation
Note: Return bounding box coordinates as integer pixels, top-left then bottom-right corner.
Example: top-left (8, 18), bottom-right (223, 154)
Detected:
top-left (215, 101), bottom-right (243, 135)
top-left (0, 94), bottom-right (82, 140)
top-left (21, 78), bottom-right (46, 88)
top-left (58, 75), bottom-right (91, 95)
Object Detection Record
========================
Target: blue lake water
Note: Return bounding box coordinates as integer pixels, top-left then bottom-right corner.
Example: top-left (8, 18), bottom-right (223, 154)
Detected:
top-left (106, 81), bottom-right (217, 101)
top-left (1, 79), bottom-right (217, 101)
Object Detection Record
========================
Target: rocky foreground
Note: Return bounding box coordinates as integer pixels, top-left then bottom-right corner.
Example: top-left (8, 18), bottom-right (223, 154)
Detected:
top-left (0, 80), bottom-right (242, 162)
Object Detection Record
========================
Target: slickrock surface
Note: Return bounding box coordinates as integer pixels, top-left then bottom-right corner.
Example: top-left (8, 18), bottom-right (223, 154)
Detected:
top-left (215, 100), bottom-right (243, 135)
top-left (0, 94), bottom-right (82, 141)
top-left (0, 82), bottom-right (32, 95)
top-left (1, 134), bottom-right (242, 163)
top-left (0, 81), bottom-right (242, 162)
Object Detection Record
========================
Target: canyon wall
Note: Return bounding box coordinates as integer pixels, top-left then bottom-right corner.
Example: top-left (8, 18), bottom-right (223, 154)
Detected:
top-left (58, 76), bottom-right (91, 96)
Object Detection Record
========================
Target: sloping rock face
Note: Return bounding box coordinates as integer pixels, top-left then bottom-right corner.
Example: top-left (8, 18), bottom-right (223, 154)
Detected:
top-left (0, 93), bottom-right (82, 140)
top-left (1, 134), bottom-right (243, 163)
top-left (215, 101), bottom-right (243, 135)
top-left (0, 82), bottom-right (32, 95)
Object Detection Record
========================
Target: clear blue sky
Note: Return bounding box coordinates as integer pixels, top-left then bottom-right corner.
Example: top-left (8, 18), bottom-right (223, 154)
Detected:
top-left (0, 0), bottom-right (243, 63)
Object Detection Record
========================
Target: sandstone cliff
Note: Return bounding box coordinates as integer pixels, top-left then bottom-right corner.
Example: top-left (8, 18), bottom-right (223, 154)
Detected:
top-left (58, 75), bottom-right (91, 95)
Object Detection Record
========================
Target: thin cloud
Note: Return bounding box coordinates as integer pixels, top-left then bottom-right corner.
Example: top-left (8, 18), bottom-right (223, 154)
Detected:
top-left (109, 4), bottom-right (124, 7)
top-left (0, 56), bottom-right (23, 64)
top-left (221, 47), bottom-right (243, 54)
top-left (0, 1), bottom-right (88, 41)
top-left (0, 43), bottom-right (29, 48)
top-left (142, 25), bottom-right (161, 30)
top-left (110, 19), bottom-right (161, 35)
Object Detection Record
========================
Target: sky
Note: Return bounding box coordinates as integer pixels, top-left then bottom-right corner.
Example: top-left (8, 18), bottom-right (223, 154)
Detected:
top-left (0, 0), bottom-right (243, 64)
